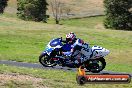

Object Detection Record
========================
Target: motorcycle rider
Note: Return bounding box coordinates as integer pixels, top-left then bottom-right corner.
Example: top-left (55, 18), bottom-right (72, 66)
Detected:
top-left (62, 32), bottom-right (92, 65)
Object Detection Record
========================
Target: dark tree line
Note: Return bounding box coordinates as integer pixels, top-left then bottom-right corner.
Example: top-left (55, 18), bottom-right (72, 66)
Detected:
top-left (1, 0), bottom-right (132, 28)
top-left (17, 0), bottom-right (48, 22)
top-left (0, 0), bottom-right (8, 13)
top-left (104, 0), bottom-right (132, 30)
top-left (0, 0), bottom-right (48, 22)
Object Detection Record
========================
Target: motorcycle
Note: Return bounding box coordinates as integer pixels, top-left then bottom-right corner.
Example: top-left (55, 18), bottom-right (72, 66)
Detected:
top-left (39, 38), bottom-right (110, 73)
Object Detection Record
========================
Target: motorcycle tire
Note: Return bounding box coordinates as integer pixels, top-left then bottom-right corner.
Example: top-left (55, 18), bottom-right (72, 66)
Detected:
top-left (85, 58), bottom-right (106, 73)
top-left (39, 53), bottom-right (57, 67)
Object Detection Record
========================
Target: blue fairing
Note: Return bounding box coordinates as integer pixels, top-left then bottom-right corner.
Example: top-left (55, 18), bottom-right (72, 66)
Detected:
top-left (50, 38), bottom-right (63, 47)
top-left (44, 38), bottom-right (63, 54)
top-left (62, 43), bottom-right (72, 51)
top-left (45, 47), bottom-right (54, 52)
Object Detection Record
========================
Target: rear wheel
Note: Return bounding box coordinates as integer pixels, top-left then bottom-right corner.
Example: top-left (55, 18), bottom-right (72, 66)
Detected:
top-left (85, 58), bottom-right (106, 73)
top-left (39, 53), bottom-right (57, 67)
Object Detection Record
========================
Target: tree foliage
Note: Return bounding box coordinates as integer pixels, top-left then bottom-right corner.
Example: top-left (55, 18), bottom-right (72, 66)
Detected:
top-left (17, 0), bottom-right (48, 22)
top-left (0, 0), bottom-right (8, 13)
top-left (104, 0), bottom-right (132, 30)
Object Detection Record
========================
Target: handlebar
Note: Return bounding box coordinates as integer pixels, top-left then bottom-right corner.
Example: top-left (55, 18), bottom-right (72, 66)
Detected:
top-left (60, 37), bottom-right (67, 43)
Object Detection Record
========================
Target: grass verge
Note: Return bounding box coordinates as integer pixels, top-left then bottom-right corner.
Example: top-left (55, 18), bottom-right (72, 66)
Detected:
top-left (0, 65), bottom-right (132, 88)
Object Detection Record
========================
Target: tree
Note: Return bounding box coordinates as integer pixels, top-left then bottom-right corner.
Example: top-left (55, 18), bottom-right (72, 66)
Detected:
top-left (104, 0), bottom-right (132, 30)
top-left (50, 0), bottom-right (62, 24)
top-left (49, 0), bottom-right (71, 24)
top-left (17, 0), bottom-right (48, 22)
top-left (0, 0), bottom-right (8, 13)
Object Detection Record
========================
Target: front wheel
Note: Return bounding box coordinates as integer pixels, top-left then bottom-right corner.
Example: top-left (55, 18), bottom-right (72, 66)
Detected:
top-left (85, 58), bottom-right (106, 73)
top-left (39, 53), bottom-right (57, 67)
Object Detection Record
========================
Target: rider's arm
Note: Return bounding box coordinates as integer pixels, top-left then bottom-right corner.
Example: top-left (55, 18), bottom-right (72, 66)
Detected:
top-left (72, 39), bottom-right (84, 52)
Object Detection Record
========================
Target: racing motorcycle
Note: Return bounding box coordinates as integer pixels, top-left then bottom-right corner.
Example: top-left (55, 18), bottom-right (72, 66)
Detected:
top-left (39, 38), bottom-right (110, 73)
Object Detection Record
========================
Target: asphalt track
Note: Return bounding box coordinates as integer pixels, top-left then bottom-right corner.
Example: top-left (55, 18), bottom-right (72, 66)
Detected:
top-left (0, 60), bottom-right (132, 77)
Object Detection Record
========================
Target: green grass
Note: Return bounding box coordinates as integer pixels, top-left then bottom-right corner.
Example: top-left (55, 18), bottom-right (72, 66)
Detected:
top-left (0, 64), bottom-right (132, 88)
top-left (61, 16), bottom-right (104, 28)
top-left (1, 80), bottom-right (33, 88)
top-left (1, 1), bottom-right (131, 87)
top-left (0, 14), bottom-right (132, 73)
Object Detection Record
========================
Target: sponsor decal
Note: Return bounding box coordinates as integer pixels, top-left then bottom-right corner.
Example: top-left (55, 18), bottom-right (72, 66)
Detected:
top-left (76, 66), bottom-right (131, 85)
top-left (85, 74), bottom-right (131, 83)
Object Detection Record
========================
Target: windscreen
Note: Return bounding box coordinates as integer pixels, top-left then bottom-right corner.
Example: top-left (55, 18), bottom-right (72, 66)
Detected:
top-left (49, 38), bottom-right (62, 47)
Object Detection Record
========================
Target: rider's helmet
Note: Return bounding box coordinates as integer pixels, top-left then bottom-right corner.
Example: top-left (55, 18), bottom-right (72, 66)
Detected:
top-left (66, 32), bottom-right (76, 43)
